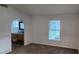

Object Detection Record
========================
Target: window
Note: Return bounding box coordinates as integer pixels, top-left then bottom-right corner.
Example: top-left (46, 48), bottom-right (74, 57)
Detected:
top-left (48, 20), bottom-right (60, 40)
top-left (20, 22), bottom-right (24, 29)
top-left (19, 22), bottom-right (24, 30)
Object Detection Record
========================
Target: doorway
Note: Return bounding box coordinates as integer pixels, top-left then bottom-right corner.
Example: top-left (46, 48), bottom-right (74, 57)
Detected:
top-left (11, 18), bottom-right (24, 50)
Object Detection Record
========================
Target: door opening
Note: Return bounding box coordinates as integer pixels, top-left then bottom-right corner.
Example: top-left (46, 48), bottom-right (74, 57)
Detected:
top-left (11, 18), bottom-right (24, 50)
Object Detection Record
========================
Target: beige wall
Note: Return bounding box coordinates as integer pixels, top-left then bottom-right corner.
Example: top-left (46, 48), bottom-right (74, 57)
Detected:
top-left (0, 5), bottom-right (79, 53)
top-left (0, 6), bottom-right (32, 53)
top-left (31, 14), bottom-right (79, 49)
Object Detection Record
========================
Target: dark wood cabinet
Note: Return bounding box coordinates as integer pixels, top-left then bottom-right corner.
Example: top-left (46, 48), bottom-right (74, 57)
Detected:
top-left (11, 33), bottom-right (24, 42)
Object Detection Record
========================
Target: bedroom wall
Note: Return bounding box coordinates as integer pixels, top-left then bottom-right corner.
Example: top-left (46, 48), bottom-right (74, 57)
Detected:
top-left (31, 14), bottom-right (79, 49)
top-left (0, 6), bottom-right (32, 54)
top-left (0, 5), bottom-right (79, 53)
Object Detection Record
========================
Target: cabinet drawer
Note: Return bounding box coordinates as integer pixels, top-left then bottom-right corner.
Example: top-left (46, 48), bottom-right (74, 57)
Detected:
top-left (12, 34), bottom-right (24, 41)
top-left (17, 35), bottom-right (24, 41)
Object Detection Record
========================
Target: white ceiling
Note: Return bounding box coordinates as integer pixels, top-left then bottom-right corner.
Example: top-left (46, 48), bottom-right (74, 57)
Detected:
top-left (9, 4), bottom-right (79, 15)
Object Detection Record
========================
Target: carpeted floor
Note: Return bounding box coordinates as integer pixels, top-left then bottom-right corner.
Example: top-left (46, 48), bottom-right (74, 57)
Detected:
top-left (9, 43), bottom-right (78, 54)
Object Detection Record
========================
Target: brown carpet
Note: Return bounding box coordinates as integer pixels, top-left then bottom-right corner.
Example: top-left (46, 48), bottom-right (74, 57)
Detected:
top-left (9, 43), bottom-right (78, 54)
